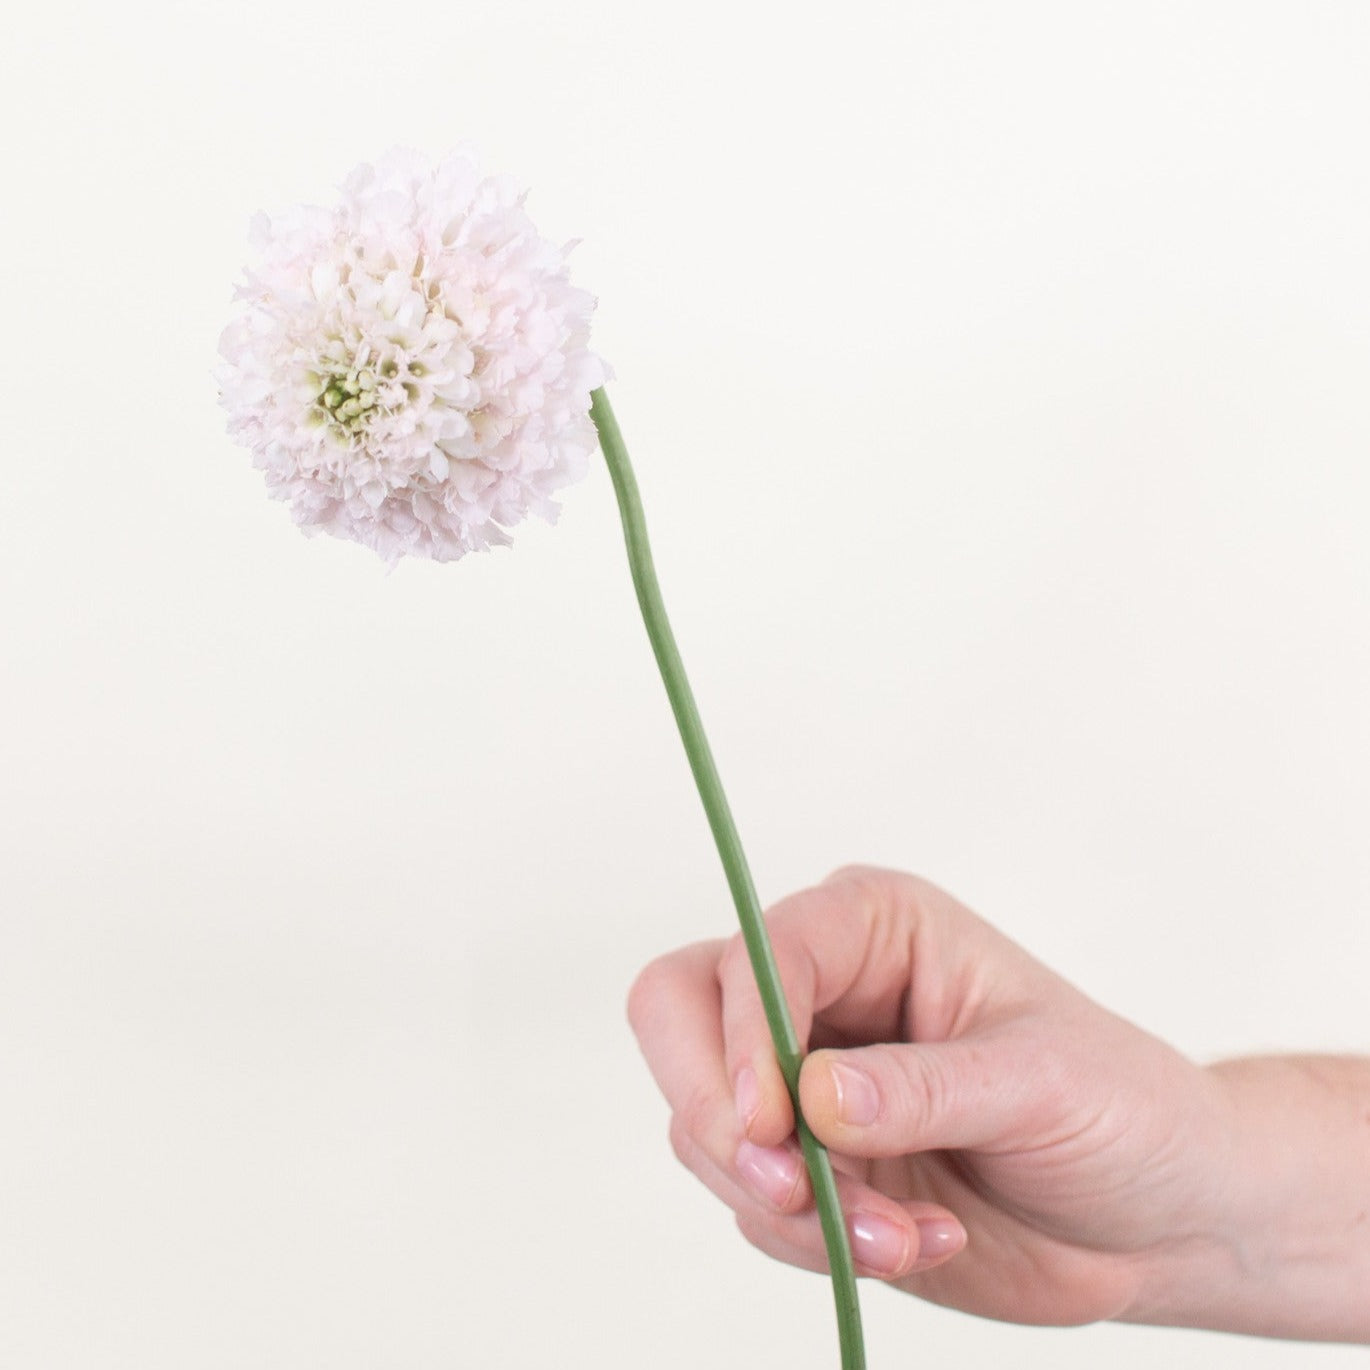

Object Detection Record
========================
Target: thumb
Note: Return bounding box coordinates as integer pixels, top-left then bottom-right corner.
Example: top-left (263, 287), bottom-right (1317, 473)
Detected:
top-left (799, 1039), bottom-right (1034, 1158)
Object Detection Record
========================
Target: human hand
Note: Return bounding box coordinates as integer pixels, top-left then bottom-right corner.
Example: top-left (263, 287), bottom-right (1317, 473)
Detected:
top-left (628, 866), bottom-right (1232, 1327)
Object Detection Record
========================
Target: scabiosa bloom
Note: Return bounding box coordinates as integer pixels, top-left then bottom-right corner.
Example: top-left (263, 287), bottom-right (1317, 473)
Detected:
top-left (218, 148), bottom-right (607, 562)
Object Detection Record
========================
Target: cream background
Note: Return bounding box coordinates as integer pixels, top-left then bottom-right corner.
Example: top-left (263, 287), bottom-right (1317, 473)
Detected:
top-left (2, 2), bottom-right (1368, 1366)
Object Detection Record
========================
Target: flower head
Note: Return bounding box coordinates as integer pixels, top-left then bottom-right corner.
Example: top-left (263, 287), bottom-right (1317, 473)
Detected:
top-left (218, 148), bottom-right (607, 563)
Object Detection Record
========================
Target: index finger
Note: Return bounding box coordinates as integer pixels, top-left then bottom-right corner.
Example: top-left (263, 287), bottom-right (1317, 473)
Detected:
top-left (720, 866), bottom-right (923, 1148)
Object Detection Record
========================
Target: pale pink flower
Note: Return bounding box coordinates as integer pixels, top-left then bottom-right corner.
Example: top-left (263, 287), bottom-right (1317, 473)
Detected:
top-left (218, 148), bottom-right (607, 562)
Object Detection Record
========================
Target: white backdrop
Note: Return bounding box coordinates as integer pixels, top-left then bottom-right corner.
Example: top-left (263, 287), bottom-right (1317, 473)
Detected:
top-left (2, 2), bottom-right (1367, 1366)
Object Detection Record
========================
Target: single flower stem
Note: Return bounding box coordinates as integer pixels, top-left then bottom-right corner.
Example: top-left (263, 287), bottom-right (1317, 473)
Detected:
top-left (591, 388), bottom-right (866, 1370)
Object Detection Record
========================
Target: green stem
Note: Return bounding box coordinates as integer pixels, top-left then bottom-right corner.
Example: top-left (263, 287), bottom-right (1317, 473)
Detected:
top-left (591, 388), bottom-right (866, 1370)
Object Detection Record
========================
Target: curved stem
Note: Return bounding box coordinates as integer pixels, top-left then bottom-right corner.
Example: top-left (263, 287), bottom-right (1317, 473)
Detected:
top-left (591, 388), bottom-right (866, 1370)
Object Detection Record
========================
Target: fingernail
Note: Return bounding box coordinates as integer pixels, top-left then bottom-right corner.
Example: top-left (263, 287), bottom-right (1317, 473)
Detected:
top-left (848, 1212), bottom-right (910, 1276)
top-left (735, 1066), bottom-right (760, 1134)
top-left (914, 1216), bottom-right (967, 1263)
top-left (736, 1140), bottom-right (801, 1209)
top-left (829, 1061), bottom-right (880, 1126)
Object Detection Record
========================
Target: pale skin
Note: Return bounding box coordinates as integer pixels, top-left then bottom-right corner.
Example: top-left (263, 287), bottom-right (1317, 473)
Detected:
top-left (628, 866), bottom-right (1370, 1342)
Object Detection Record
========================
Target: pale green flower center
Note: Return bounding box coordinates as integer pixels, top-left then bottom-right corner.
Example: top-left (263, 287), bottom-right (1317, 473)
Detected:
top-left (308, 352), bottom-right (431, 441)
top-left (316, 364), bottom-right (379, 434)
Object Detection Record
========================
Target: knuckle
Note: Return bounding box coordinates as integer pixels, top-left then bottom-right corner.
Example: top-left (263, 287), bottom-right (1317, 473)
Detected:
top-left (822, 862), bottom-right (882, 889)
top-left (715, 932), bottom-right (753, 988)
top-left (1028, 1038), bottom-right (1080, 1116)
top-left (735, 1208), bottom-right (788, 1255)
top-left (625, 956), bottom-right (673, 1037)
top-left (668, 1088), bottom-right (730, 1180)
top-left (675, 1083), bottom-right (721, 1149)
top-left (667, 1114), bottom-right (696, 1169)
top-left (824, 862), bottom-right (936, 911)
top-left (735, 1210), bottom-right (769, 1251)
top-left (890, 1047), bottom-right (947, 1141)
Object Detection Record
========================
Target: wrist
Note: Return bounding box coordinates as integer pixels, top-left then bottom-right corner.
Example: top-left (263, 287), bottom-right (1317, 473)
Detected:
top-left (1113, 1060), bottom-right (1248, 1332)
top-left (1121, 1055), bottom-right (1370, 1343)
